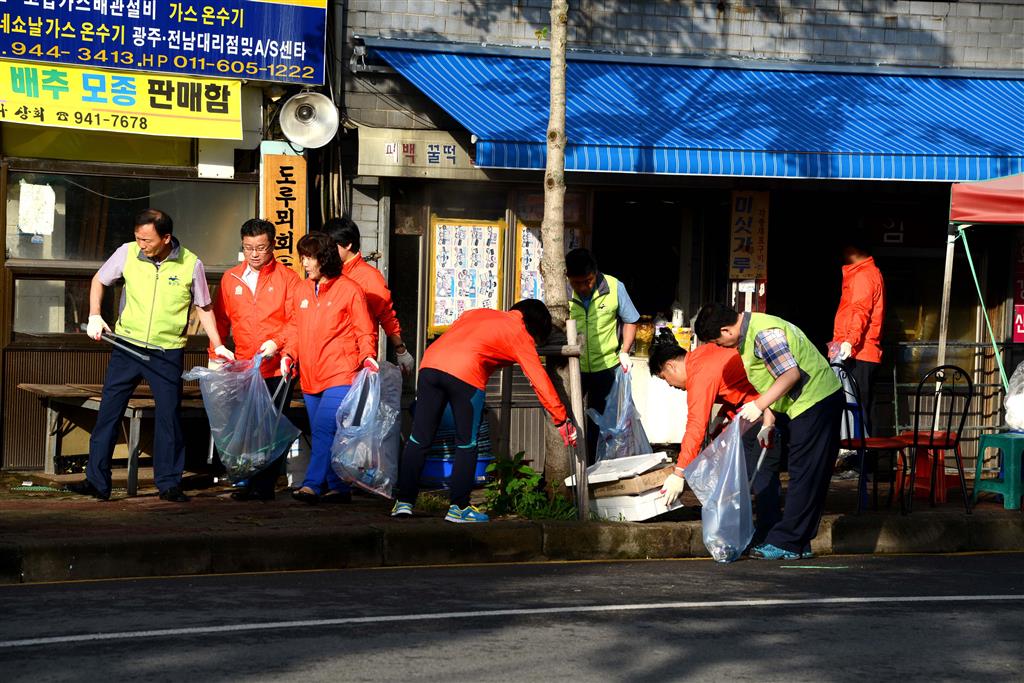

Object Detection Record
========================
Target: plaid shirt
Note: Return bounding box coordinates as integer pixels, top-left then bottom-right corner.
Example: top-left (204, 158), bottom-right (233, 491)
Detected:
top-left (739, 314), bottom-right (799, 379)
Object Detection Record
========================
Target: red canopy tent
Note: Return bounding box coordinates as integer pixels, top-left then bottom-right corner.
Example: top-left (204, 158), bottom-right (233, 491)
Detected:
top-left (949, 173), bottom-right (1024, 225)
top-left (938, 174), bottom-right (1024, 389)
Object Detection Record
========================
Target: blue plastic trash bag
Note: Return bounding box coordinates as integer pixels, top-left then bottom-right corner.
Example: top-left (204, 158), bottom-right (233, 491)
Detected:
top-left (183, 357), bottom-right (300, 482)
top-left (330, 363), bottom-right (401, 498)
top-left (586, 370), bottom-right (652, 461)
top-left (683, 420), bottom-right (754, 563)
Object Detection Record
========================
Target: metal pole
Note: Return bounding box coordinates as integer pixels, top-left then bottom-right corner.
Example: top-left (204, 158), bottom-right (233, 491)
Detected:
top-left (936, 223), bottom-right (957, 368)
top-left (566, 319), bottom-right (588, 520)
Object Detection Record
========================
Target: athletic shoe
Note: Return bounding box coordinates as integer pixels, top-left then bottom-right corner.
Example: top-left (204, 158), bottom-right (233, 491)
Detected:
top-left (801, 549), bottom-right (816, 559)
top-left (391, 501), bottom-right (413, 517)
top-left (444, 505), bottom-right (490, 523)
top-left (749, 543), bottom-right (802, 560)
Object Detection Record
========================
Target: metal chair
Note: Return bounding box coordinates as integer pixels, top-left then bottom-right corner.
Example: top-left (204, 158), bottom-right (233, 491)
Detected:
top-left (900, 364), bottom-right (973, 514)
top-left (832, 362), bottom-right (904, 513)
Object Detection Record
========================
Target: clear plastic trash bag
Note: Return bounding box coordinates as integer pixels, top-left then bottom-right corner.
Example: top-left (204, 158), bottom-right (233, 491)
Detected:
top-left (1005, 361), bottom-right (1024, 431)
top-left (330, 363), bottom-right (401, 498)
top-left (586, 370), bottom-right (652, 461)
top-left (683, 419), bottom-right (754, 563)
top-left (183, 357), bottom-right (300, 482)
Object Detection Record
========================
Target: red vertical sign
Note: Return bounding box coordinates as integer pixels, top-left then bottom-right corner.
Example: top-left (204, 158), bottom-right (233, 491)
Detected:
top-left (1014, 230), bottom-right (1024, 343)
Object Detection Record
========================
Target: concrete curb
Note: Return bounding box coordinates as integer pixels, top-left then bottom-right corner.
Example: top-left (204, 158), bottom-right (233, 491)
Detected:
top-left (2, 512), bottom-right (1022, 584)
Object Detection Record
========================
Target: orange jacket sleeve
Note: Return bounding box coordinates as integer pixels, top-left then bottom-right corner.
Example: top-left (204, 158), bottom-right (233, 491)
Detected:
top-left (347, 285), bottom-right (377, 362)
top-left (509, 326), bottom-right (568, 425)
top-left (842, 271), bottom-right (875, 349)
top-left (364, 271), bottom-right (402, 339)
top-left (678, 366), bottom-right (718, 469)
top-left (271, 271), bottom-right (299, 348)
top-left (208, 272), bottom-right (232, 359)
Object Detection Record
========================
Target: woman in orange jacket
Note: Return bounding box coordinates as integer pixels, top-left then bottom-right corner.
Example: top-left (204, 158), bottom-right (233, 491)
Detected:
top-left (392, 300), bottom-right (578, 523)
top-left (280, 232), bottom-right (378, 504)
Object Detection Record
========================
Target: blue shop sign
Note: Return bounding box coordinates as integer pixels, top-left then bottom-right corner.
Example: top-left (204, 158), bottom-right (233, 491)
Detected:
top-left (0, 0), bottom-right (326, 85)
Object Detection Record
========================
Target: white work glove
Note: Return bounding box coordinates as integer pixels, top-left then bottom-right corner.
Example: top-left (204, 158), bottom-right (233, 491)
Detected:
top-left (259, 339), bottom-right (279, 358)
top-left (757, 424), bottom-right (775, 448)
top-left (213, 345), bottom-right (235, 361)
top-left (280, 355), bottom-right (295, 378)
top-left (659, 471), bottom-right (686, 506)
top-left (619, 352), bottom-right (632, 373)
top-left (207, 359), bottom-right (224, 371)
top-left (739, 401), bottom-right (763, 423)
top-left (838, 341), bottom-right (853, 361)
top-left (86, 315), bottom-right (110, 341)
top-left (396, 348), bottom-right (414, 376)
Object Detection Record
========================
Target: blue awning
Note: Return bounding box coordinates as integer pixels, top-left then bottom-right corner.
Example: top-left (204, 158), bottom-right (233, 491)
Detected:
top-left (375, 45), bottom-right (1024, 181)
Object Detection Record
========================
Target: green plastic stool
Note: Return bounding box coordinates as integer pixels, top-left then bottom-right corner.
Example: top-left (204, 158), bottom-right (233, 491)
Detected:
top-left (973, 433), bottom-right (1024, 510)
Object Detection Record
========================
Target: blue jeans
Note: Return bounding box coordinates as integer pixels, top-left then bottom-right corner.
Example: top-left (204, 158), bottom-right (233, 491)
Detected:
top-left (87, 344), bottom-right (185, 496)
top-left (301, 385), bottom-right (351, 495)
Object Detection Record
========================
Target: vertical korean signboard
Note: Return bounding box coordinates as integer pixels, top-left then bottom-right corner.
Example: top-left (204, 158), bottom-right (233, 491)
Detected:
top-left (729, 191), bottom-right (769, 312)
top-left (1014, 230), bottom-right (1024, 343)
top-left (263, 154), bottom-right (307, 277)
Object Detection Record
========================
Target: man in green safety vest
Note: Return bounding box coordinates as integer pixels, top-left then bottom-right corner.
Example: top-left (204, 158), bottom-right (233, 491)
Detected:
top-left (565, 248), bottom-right (640, 464)
top-left (65, 209), bottom-right (234, 503)
top-left (695, 303), bottom-right (843, 561)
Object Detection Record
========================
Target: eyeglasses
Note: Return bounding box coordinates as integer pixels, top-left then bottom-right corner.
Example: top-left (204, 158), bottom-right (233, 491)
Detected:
top-left (242, 245), bottom-right (272, 254)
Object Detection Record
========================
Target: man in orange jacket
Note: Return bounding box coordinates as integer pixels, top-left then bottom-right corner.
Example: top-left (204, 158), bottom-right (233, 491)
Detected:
top-left (392, 300), bottom-right (578, 523)
top-left (832, 237), bottom-right (885, 434)
top-left (324, 216), bottom-right (414, 376)
top-left (649, 341), bottom-right (782, 545)
top-left (210, 218), bottom-right (302, 500)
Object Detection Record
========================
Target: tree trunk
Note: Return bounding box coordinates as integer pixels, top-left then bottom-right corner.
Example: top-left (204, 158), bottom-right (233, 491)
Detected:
top-left (541, 0), bottom-right (572, 496)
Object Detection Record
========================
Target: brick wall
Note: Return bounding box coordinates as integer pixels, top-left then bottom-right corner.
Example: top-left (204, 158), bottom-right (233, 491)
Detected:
top-left (343, 0), bottom-right (1023, 127)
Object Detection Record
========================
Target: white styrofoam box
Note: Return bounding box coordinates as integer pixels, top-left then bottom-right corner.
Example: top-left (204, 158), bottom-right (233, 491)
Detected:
top-left (629, 356), bottom-right (688, 444)
top-left (564, 452), bottom-right (670, 487)
top-left (590, 488), bottom-right (684, 522)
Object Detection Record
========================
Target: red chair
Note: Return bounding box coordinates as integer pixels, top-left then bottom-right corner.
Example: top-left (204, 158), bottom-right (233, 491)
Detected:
top-left (832, 362), bottom-right (906, 512)
top-left (897, 365), bottom-right (973, 514)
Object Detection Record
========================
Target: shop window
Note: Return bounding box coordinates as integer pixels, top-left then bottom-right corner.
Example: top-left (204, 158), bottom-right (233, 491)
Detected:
top-left (6, 172), bottom-right (257, 266)
top-left (2, 124), bottom-right (193, 167)
top-left (13, 278), bottom-right (119, 335)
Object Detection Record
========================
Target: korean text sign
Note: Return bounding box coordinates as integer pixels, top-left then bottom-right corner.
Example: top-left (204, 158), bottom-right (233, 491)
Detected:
top-left (262, 154), bottom-right (307, 277)
top-left (0, 58), bottom-right (241, 138)
top-left (0, 0), bottom-right (326, 85)
top-left (729, 190), bottom-right (769, 280)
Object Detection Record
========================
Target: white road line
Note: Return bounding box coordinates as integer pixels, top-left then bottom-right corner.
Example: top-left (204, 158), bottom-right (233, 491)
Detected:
top-left (2, 594), bottom-right (1022, 649)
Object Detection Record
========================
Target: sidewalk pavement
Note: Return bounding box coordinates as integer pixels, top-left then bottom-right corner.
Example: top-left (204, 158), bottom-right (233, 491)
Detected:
top-left (1, 471), bottom-right (1022, 584)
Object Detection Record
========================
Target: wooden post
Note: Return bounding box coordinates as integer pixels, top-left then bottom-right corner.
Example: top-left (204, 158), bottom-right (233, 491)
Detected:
top-left (566, 319), bottom-right (588, 520)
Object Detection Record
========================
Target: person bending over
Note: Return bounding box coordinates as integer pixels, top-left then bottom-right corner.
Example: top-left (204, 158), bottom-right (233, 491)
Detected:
top-left (393, 300), bottom-right (578, 523)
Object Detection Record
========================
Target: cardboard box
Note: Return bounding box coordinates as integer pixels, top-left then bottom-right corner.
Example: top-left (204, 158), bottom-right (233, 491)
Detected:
top-left (564, 452), bottom-right (671, 487)
top-left (590, 466), bottom-right (675, 499)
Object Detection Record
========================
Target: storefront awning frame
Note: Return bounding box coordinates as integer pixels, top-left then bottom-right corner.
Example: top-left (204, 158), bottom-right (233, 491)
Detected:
top-left (365, 37), bottom-right (1024, 183)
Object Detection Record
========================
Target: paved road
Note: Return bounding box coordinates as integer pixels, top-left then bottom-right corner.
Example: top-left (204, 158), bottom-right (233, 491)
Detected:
top-left (1, 553), bottom-right (1022, 681)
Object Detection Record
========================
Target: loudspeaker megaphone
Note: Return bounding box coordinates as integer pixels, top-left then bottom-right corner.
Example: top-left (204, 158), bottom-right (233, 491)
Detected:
top-left (279, 91), bottom-right (339, 149)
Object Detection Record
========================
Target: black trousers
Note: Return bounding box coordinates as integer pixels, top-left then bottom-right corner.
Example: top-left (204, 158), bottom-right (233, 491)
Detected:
top-left (743, 422), bottom-right (783, 547)
top-left (86, 343), bottom-right (184, 496)
top-left (843, 358), bottom-right (879, 435)
top-left (397, 368), bottom-right (485, 509)
top-left (764, 390), bottom-right (844, 553)
top-left (581, 367), bottom-right (618, 465)
top-left (243, 375), bottom-right (291, 495)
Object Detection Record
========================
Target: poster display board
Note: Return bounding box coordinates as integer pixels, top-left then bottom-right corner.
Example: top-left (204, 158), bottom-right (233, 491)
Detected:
top-left (728, 190), bottom-right (769, 279)
top-left (513, 221), bottom-right (586, 302)
top-left (0, 58), bottom-right (242, 138)
top-left (262, 153), bottom-right (306, 276)
top-left (0, 0), bottom-right (327, 84)
top-left (428, 215), bottom-right (504, 336)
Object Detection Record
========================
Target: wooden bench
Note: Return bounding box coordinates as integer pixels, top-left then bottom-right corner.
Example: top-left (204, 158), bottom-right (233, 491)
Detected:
top-left (18, 383), bottom-right (303, 496)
